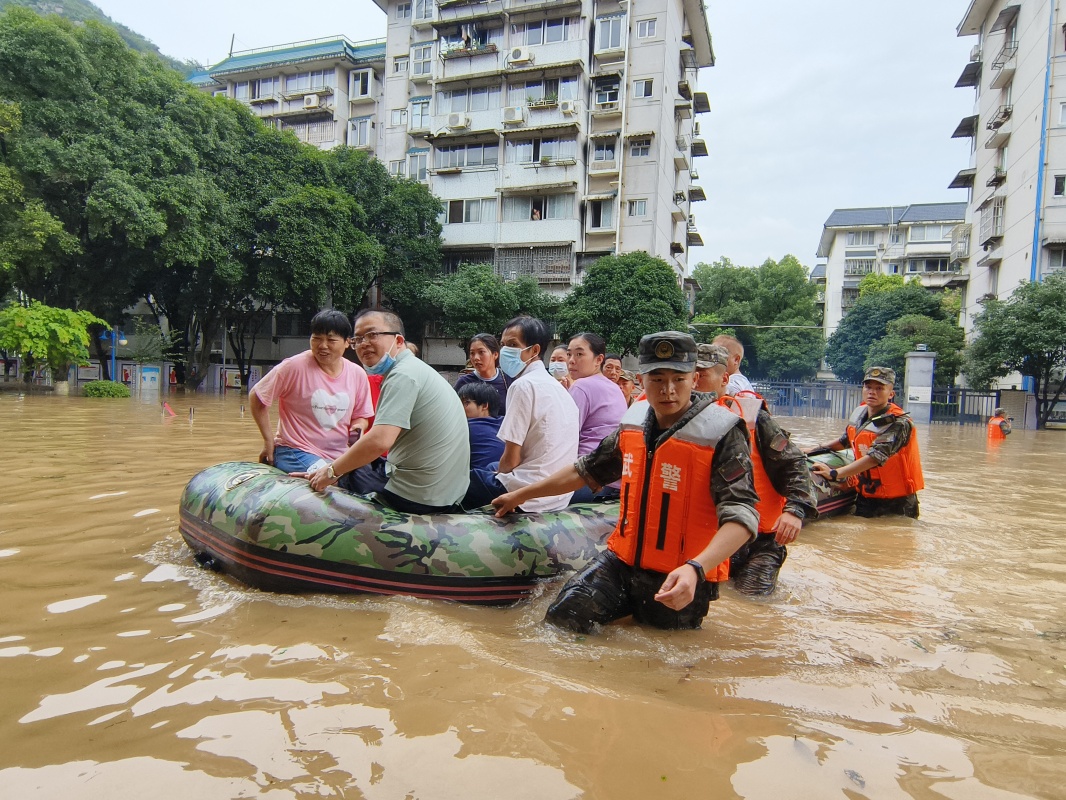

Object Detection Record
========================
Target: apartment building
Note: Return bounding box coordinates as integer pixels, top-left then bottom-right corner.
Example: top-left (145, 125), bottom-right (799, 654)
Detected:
top-left (950, 1), bottom-right (1066, 330)
top-left (192, 37), bottom-right (388, 150)
top-left (815, 203), bottom-right (968, 338)
top-left (196, 1), bottom-right (713, 294)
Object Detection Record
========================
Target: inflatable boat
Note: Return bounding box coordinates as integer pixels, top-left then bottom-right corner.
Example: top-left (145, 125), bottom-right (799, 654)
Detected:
top-left (179, 454), bottom-right (854, 605)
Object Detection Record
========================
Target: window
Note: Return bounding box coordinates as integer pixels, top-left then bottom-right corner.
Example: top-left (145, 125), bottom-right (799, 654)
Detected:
top-left (588, 198), bottom-right (614, 228)
top-left (628, 199), bottom-right (647, 217)
top-left (349, 117), bottom-right (373, 147)
top-left (286, 70), bottom-right (334, 93)
top-left (435, 143), bottom-right (499, 169)
top-left (630, 137), bottom-right (651, 157)
top-left (441, 85), bottom-right (503, 113)
top-left (633, 79), bottom-right (653, 99)
top-left (447, 198), bottom-right (496, 224)
top-left (844, 259), bottom-right (875, 276)
top-left (886, 262), bottom-right (900, 274)
top-left (394, 56), bottom-right (409, 74)
top-left (845, 230), bottom-right (875, 246)
top-left (397, 2), bottom-right (411, 18)
top-left (233, 81), bottom-right (250, 101)
top-left (443, 24), bottom-right (501, 51)
top-left (409, 152), bottom-right (429, 181)
top-left (391, 108), bottom-right (408, 126)
top-left (212, 89), bottom-right (227, 98)
top-left (508, 77), bottom-right (576, 106)
top-left (350, 70), bottom-right (372, 98)
top-left (595, 78), bottom-right (619, 105)
top-left (389, 160), bottom-right (407, 177)
top-left (505, 137), bottom-right (576, 163)
top-left (841, 288), bottom-right (859, 309)
top-left (593, 139), bottom-right (616, 162)
top-left (412, 43), bottom-right (433, 76)
top-left (503, 194), bottom-right (573, 221)
top-left (906, 258), bottom-right (950, 273)
top-left (409, 99), bottom-right (430, 129)
top-left (512, 17), bottom-right (574, 46)
top-left (1056, 175), bottom-right (1066, 196)
top-left (1049, 249), bottom-right (1066, 272)
top-left (909, 224), bottom-right (951, 241)
top-left (414, 0), bottom-right (434, 20)
top-left (596, 16), bottom-right (624, 51)
top-left (636, 19), bottom-right (656, 38)
top-left (254, 76), bottom-right (280, 99)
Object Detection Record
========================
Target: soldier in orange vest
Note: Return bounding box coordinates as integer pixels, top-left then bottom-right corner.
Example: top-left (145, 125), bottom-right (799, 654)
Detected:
top-left (806, 366), bottom-right (924, 518)
top-left (493, 332), bottom-right (759, 633)
top-left (695, 344), bottom-right (817, 595)
top-left (988, 407), bottom-right (1012, 440)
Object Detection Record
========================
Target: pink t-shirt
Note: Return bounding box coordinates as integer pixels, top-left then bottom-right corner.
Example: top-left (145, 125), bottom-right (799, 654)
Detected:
top-left (252, 351), bottom-right (373, 461)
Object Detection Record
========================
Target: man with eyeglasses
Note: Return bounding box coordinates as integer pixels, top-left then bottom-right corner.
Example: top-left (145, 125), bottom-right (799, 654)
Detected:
top-left (250, 309), bottom-right (373, 474)
top-left (805, 366), bottom-right (924, 518)
top-left (301, 309), bottom-right (470, 514)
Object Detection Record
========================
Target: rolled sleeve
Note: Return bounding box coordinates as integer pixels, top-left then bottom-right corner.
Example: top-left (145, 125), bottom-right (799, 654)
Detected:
top-left (575, 428), bottom-right (622, 490)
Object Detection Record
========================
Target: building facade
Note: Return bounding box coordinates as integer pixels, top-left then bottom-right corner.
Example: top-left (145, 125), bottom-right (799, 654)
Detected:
top-left (816, 203), bottom-right (969, 340)
top-left (196, 0), bottom-right (713, 294)
top-left (950, 0), bottom-right (1066, 331)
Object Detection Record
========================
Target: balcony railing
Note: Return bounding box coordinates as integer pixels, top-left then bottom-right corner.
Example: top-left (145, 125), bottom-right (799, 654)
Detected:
top-left (987, 104), bottom-right (1012, 130)
top-left (951, 224), bottom-right (971, 261)
top-left (990, 43), bottom-right (1017, 70)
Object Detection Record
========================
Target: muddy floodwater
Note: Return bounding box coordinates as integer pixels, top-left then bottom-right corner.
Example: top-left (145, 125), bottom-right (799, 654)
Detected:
top-left (0, 392), bottom-right (1064, 799)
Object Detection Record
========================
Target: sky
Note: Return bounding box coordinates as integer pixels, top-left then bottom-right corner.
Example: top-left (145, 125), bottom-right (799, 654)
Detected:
top-left (90, 0), bottom-right (977, 271)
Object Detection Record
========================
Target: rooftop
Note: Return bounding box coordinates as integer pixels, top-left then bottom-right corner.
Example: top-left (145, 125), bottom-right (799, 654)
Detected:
top-left (206, 37), bottom-right (386, 78)
top-left (817, 202), bottom-right (968, 256)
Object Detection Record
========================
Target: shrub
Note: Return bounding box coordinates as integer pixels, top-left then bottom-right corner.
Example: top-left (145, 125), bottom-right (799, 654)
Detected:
top-left (83, 380), bottom-right (130, 398)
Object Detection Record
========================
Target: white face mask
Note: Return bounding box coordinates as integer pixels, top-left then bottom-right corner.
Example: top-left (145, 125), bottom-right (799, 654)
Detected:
top-left (499, 345), bottom-right (533, 378)
top-left (548, 361), bottom-right (569, 378)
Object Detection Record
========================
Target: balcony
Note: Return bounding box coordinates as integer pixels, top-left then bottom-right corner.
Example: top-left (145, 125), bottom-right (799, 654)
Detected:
top-left (436, 0), bottom-right (504, 23)
top-left (674, 135), bottom-right (690, 169)
top-left (989, 43), bottom-right (1017, 89)
top-left (986, 167), bottom-right (1007, 187)
top-left (984, 125), bottom-right (1010, 149)
top-left (588, 158), bottom-right (618, 175)
top-left (677, 80), bottom-right (692, 100)
top-left (670, 241), bottom-right (684, 255)
top-left (979, 196), bottom-right (1005, 247)
top-left (987, 104), bottom-right (1012, 130)
top-left (951, 224), bottom-right (971, 262)
top-left (674, 98), bottom-right (692, 119)
top-left (439, 43), bottom-right (499, 61)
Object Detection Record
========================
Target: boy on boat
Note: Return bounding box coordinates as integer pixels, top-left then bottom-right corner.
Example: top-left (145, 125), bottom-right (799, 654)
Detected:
top-left (492, 332), bottom-right (759, 634)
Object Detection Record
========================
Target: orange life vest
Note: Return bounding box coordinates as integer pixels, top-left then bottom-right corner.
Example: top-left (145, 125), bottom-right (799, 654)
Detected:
top-left (845, 402), bottom-right (924, 499)
top-left (718, 392), bottom-right (787, 534)
top-left (987, 416), bottom-right (1007, 440)
top-left (608, 399), bottom-right (738, 579)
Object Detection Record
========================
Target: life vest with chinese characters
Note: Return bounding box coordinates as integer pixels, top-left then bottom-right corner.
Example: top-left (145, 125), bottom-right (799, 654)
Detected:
top-left (607, 399), bottom-right (739, 578)
top-left (987, 415), bottom-right (1008, 440)
top-left (718, 392), bottom-right (787, 534)
top-left (845, 402), bottom-right (924, 499)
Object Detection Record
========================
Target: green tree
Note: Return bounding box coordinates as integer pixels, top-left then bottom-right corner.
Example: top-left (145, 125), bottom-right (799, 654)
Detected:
top-left (963, 271), bottom-right (1066, 428)
top-left (858, 273), bottom-right (905, 297)
top-left (691, 255), bottom-right (823, 379)
top-left (864, 313), bottom-right (966, 386)
top-left (0, 300), bottom-right (105, 381)
top-left (825, 281), bottom-right (945, 383)
top-left (557, 252), bottom-right (685, 356)
top-left (423, 263), bottom-right (558, 349)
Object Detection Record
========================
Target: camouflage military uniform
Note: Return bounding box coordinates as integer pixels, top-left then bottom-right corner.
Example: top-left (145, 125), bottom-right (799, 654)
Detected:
top-left (547, 392), bottom-right (759, 633)
top-left (723, 400), bottom-right (818, 595)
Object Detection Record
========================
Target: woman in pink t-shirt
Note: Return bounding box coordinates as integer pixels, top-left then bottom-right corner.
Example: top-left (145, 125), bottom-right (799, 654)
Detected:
top-left (250, 310), bottom-right (373, 474)
top-left (566, 332), bottom-right (627, 503)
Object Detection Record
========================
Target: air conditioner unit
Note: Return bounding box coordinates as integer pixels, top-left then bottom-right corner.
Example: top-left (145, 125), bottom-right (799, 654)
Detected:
top-left (560, 99), bottom-right (577, 115)
top-left (447, 112), bottom-right (470, 129)
top-left (303, 94), bottom-right (320, 109)
top-left (688, 214), bottom-right (696, 226)
top-left (970, 44), bottom-right (982, 62)
top-left (693, 121), bottom-right (700, 135)
top-left (502, 105), bottom-right (526, 125)
top-left (508, 46), bottom-right (533, 65)
top-left (877, 243), bottom-right (886, 251)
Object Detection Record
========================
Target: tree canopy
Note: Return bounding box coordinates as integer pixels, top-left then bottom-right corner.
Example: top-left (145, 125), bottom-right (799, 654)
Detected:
top-left (557, 252), bottom-right (685, 356)
top-left (825, 280), bottom-right (947, 383)
top-left (691, 255), bottom-right (823, 380)
top-left (0, 299), bottom-right (105, 380)
top-left (964, 271), bottom-right (1066, 428)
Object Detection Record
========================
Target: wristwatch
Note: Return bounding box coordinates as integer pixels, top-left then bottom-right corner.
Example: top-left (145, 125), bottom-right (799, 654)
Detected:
top-left (685, 559), bottom-right (706, 583)
top-left (326, 463), bottom-right (337, 480)
top-left (829, 468), bottom-right (838, 481)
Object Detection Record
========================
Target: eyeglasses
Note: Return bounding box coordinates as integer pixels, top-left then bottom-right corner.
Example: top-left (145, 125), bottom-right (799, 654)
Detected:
top-left (352, 331), bottom-right (400, 345)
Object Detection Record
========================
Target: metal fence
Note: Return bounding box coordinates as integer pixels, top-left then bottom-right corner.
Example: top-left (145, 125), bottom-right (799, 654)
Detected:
top-left (751, 381), bottom-right (863, 420)
top-left (930, 388), bottom-right (999, 425)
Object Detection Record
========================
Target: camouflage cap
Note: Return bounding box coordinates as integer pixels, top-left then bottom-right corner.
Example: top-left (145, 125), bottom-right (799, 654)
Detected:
top-left (696, 343), bottom-right (729, 370)
top-left (620, 369), bottom-right (636, 382)
top-left (637, 332), bottom-right (697, 374)
top-left (863, 366), bottom-right (896, 386)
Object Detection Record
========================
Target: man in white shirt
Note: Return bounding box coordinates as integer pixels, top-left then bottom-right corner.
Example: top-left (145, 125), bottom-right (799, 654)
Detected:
top-left (714, 334), bottom-right (754, 396)
top-left (463, 316), bottom-right (579, 511)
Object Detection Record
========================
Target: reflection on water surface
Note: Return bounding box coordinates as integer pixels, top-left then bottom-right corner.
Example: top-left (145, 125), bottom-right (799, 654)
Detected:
top-left (0, 393), bottom-right (1064, 798)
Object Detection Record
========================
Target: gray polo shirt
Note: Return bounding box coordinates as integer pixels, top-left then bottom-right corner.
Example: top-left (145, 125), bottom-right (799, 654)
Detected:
top-left (374, 349), bottom-right (470, 506)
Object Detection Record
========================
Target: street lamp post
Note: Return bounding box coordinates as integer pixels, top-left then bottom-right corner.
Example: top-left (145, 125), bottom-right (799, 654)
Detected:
top-left (102, 328), bottom-right (128, 382)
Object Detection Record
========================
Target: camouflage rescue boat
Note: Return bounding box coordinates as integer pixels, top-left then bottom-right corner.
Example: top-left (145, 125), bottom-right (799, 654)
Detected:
top-left (808, 450), bottom-right (857, 515)
top-left (179, 454), bottom-right (854, 606)
top-left (179, 462), bottom-right (615, 605)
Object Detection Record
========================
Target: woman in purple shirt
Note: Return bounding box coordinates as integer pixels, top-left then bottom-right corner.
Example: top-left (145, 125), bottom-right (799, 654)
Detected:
top-left (566, 332), bottom-right (628, 503)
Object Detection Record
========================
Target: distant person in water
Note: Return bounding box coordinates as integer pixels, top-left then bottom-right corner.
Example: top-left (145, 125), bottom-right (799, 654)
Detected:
top-left (250, 309), bottom-right (372, 474)
top-left (987, 407), bottom-right (1012, 441)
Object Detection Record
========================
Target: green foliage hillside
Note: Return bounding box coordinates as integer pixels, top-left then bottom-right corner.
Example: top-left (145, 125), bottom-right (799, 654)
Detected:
top-left (0, 0), bottom-right (199, 74)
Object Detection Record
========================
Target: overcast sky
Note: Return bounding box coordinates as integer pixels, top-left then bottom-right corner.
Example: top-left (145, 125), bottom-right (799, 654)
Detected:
top-left (91, 0), bottom-right (976, 271)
